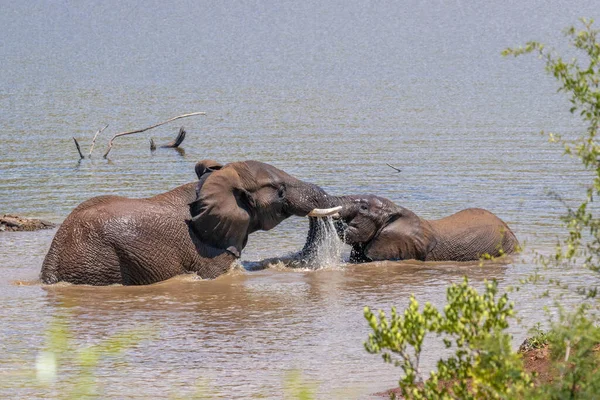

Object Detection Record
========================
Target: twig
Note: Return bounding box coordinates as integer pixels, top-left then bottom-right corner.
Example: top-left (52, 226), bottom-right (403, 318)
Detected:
top-left (386, 163), bottom-right (402, 173)
top-left (73, 137), bottom-right (84, 159)
top-left (103, 112), bottom-right (206, 158)
top-left (161, 127), bottom-right (186, 148)
top-left (88, 124), bottom-right (109, 157)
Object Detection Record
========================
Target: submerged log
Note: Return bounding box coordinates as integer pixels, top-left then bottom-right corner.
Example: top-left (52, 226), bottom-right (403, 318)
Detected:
top-left (151, 127), bottom-right (186, 152)
top-left (0, 214), bottom-right (56, 232)
top-left (160, 127), bottom-right (186, 148)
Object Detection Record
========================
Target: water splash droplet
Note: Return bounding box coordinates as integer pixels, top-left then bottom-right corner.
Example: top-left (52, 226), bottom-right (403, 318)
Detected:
top-left (292, 216), bottom-right (344, 269)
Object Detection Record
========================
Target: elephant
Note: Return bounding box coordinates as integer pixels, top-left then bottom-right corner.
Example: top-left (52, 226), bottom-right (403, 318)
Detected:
top-left (40, 160), bottom-right (340, 286)
top-left (333, 195), bottom-right (519, 262)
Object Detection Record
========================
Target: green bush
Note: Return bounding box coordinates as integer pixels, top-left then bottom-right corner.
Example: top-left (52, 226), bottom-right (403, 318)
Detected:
top-left (364, 279), bottom-right (531, 399)
top-left (524, 307), bottom-right (600, 399)
top-left (366, 18), bottom-right (600, 400)
top-left (503, 18), bottom-right (600, 284)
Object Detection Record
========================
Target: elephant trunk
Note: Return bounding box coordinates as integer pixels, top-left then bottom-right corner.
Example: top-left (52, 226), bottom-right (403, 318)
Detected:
top-left (286, 183), bottom-right (338, 217)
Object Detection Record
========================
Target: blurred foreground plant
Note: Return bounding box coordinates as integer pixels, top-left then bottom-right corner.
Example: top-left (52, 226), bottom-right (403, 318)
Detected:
top-left (0, 313), bottom-right (155, 399)
top-left (3, 314), bottom-right (322, 399)
top-left (283, 370), bottom-right (317, 400)
top-left (38, 314), bottom-right (154, 399)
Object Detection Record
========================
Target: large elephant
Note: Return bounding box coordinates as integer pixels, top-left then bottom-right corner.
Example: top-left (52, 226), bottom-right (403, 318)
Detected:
top-left (334, 195), bottom-right (519, 262)
top-left (40, 160), bottom-right (339, 285)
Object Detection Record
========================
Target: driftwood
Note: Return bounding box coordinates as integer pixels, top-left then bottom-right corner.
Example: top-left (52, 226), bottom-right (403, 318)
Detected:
top-left (88, 124), bottom-right (109, 157)
top-left (0, 214), bottom-right (56, 232)
top-left (73, 125), bottom-right (109, 160)
top-left (150, 127), bottom-right (187, 152)
top-left (161, 127), bottom-right (186, 148)
top-left (103, 112), bottom-right (205, 158)
top-left (73, 137), bottom-right (84, 159)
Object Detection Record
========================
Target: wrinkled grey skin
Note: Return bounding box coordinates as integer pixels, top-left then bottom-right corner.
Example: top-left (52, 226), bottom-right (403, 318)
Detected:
top-left (334, 195), bottom-right (519, 262)
top-left (40, 160), bottom-right (332, 285)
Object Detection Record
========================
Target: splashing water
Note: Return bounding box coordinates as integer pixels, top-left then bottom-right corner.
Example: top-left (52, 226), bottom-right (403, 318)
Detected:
top-left (292, 217), bottom-right (345, 269)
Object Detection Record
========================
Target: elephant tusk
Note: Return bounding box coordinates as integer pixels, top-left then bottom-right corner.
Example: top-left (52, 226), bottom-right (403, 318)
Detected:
top-left (307, 206), bottom-right (343, 217)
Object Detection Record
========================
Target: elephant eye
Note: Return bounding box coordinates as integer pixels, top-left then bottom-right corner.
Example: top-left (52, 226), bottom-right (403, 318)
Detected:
top-left (277, 185), bottom-right (286, 199)
top-left (360, 203), bottom-right (368, 211)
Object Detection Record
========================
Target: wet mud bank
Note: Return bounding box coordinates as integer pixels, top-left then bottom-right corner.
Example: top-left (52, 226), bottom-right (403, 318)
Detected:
top-left (0, 214), bottom-right (56, 232)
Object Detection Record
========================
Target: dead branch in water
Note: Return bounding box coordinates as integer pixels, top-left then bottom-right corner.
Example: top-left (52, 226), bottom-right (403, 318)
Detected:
top-left (88, 124), bottom-right (109, 157)
top-left (161, 127), bottom-right (186, 148)
top-left (386, 163), bottom-right (402, 173)
top-left (73, 137), bottom-right (84, 159)
top-left (151, 127), bottom-right (187, 152)
top-left (103, 112), bottom-right (205, 158)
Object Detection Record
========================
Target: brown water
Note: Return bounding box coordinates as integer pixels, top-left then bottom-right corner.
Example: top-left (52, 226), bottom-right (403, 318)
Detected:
top-left (2, 1), bottom-right (600, 398)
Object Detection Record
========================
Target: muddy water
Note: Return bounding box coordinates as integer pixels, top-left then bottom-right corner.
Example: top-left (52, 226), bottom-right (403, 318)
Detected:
top-left (3, 1), bottom-right (600, 399)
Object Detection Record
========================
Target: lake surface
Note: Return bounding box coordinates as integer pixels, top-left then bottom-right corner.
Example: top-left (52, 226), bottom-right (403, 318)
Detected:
top-left (2, 1), bottom-right (600, 398)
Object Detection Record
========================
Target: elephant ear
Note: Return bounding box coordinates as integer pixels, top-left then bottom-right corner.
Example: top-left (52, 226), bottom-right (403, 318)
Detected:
top-left (188, 166), bottom-right (254, 258)
top-left (195, 159), bottom-right (223, 179)
top-left (365, 214), bottom-right (433, 261)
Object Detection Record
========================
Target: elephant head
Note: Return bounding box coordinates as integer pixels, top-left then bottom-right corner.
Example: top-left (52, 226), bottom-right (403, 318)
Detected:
top-left (334, 194), bottom-right (518, 262)
top-left (188, 160), bottom-right (339, 259)
top-left (335, 195), bottom-right (433, 262)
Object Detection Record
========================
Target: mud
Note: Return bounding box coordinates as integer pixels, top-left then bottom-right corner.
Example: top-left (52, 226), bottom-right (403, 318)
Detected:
top-left (0, 214), bottom-right (56, 232)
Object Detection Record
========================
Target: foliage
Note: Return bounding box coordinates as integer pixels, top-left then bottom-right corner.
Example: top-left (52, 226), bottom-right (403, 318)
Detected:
top-left (524, 306), bottom-right (600, 399)
top-left (2, 314), bottom-right (321, 399)
top-left (26, 314), bottom-right (154, 399)
top-left (503, 18), bottom-right (600, 282)
top-left (364, 278), bottom-right (531, 399)
top-left (1, 313), bottom-right (155, 399)
top-left (283, 370), bottom-right (317, 400)
top-left (503, 17), bottom-right (600, 399)
top-left (366, 18), bottom-right (600, 400)
top-left (518, 322), bottom-right (552, 352)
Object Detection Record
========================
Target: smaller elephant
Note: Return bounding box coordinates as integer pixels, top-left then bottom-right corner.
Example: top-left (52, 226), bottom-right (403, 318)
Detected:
top-left (335, 195), bottom-right (519, 262)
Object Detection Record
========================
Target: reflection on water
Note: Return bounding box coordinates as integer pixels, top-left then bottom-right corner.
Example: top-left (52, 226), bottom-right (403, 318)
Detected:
top-left (2, 0), bottom-right (600, 398)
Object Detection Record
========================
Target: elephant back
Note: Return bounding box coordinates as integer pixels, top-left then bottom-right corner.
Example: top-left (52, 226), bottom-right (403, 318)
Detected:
top-left (427, 208), bottom-right (518, 261)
